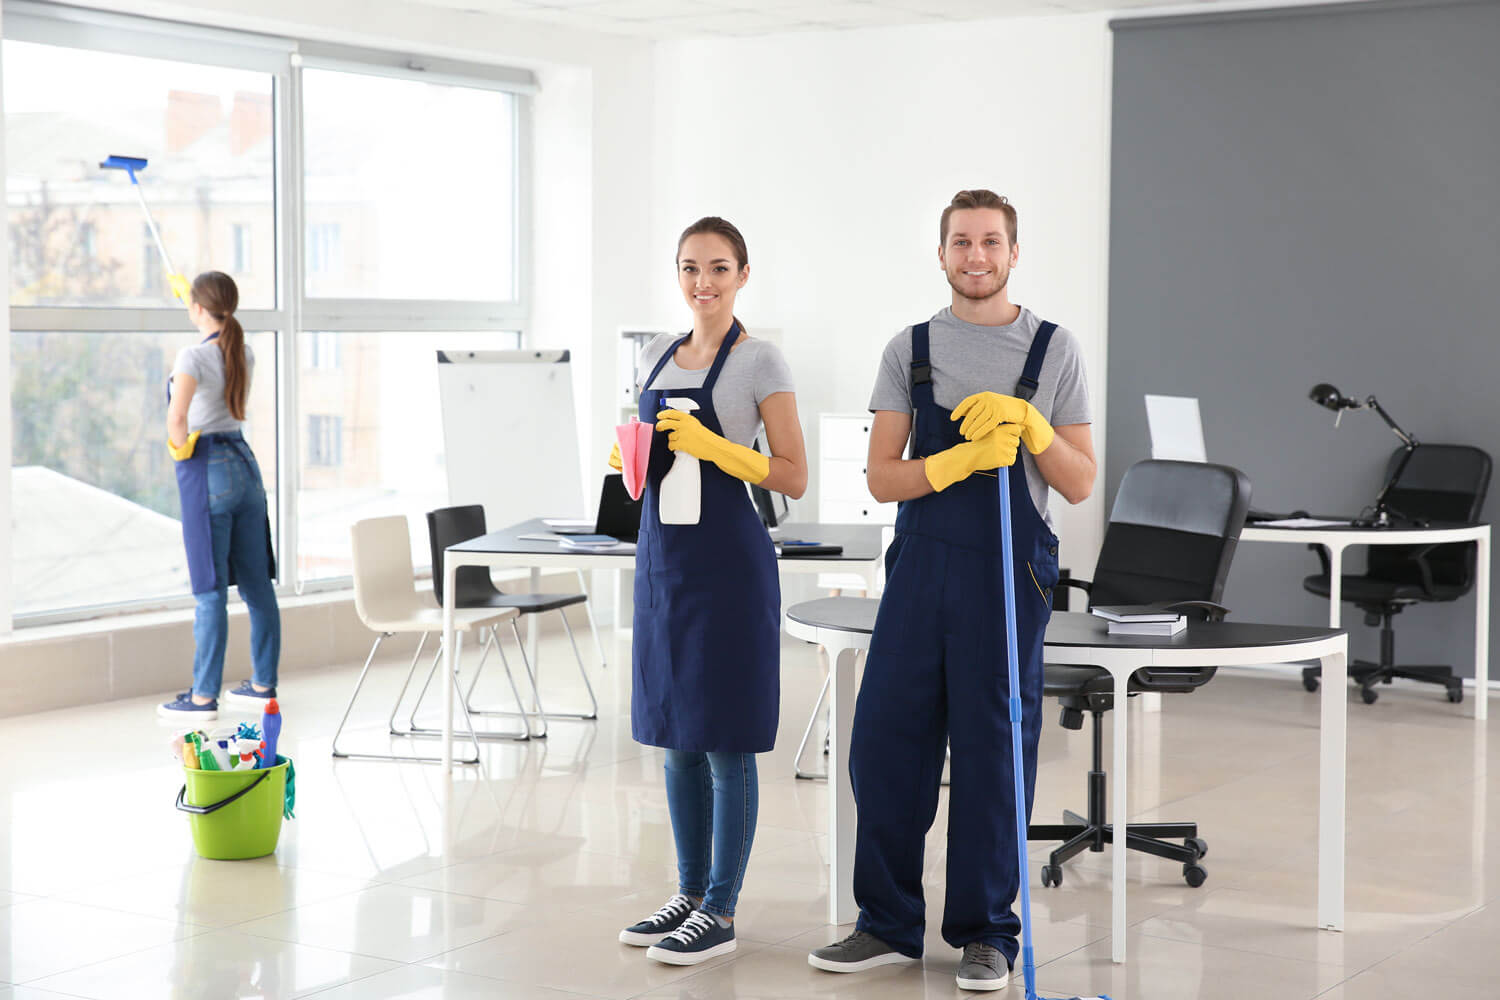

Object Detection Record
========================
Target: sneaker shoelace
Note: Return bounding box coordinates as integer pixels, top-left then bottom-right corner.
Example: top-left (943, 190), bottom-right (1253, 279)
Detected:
top-left (663, 910), bottom-right (717, 945)
top-left (963, 942), bottom-right (1002, 968)
top-left (839, 930), bottom-right (873, 951)
top-left (649, 895), bottom-right (694, 927)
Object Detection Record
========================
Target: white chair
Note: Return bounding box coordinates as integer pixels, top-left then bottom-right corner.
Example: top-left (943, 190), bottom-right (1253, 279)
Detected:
top-left (331, 515), bottom-right (536, 764)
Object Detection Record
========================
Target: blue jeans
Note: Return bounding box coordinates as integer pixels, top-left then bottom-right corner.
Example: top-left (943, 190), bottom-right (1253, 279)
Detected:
top-left (191, 441), bottom-right (280, 699)
top-left (663, 750), bottom-right (758, 918)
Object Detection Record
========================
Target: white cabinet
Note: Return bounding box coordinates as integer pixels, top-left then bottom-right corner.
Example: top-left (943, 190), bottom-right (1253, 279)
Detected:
top-left (818, 413), bottom-right (895, 593)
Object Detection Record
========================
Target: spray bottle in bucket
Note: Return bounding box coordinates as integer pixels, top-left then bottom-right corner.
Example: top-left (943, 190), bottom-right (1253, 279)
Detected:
top-left (660, 397), bottom-right (702, 525)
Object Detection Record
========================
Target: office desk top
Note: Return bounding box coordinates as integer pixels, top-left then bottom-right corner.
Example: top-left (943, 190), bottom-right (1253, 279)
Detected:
top-left (450, 518), bottom-right (885, 565)
top-left (1242, 519), bottom-right (1489, 544)
top-left (784, 599), bottom-right (1349, 965)
top-left (787, 599), bottom-right (1343, 650)
top-left (1240, 520), bottom-right (1490, 721)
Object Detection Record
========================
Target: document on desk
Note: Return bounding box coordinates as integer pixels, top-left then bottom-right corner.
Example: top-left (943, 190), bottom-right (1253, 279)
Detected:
top-left (1255, 518), bottom-right (1355, 528)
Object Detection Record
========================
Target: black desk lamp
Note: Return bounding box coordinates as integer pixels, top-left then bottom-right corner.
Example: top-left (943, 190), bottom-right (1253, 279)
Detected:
top-left (1309, 383), bottom-right (1424, 528)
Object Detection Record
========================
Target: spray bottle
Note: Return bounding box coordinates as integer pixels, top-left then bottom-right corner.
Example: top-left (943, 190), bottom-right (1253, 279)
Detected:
top-left (659, 397), bottom-right (702, 525)
top-left (259, 698), bottom-right (282, 769)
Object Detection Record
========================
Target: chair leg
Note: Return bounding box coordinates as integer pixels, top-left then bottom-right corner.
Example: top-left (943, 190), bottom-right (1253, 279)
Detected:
top-left (461, 626), bottom-right (550, 739)
top-left (575, 569), bottom-right (608, 670)
top-left (402, 630), bottom-right (531, 742)
top-left (493, 626), bottom-right (549, 738)
top-left (559, 610), bottom-right (600, 719)
top-left (794, 673), bottom-right (831, 781)
top-left (498, 610), bottom-right (598, 721)
top-left (332, 633), bottom-right (483, 764)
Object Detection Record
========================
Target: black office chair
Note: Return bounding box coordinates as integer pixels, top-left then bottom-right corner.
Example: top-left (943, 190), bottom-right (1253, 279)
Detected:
top-left (425, 505), bottom-right (600, 724)
top-left (1029, 459), bottom-right (1251, 890)
top-left (1301, 444), bottom-right (1491, 705)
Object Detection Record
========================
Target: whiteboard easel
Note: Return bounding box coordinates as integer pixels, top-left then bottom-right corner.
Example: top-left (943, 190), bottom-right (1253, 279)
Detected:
top-left (437, 350), bottom-right (587, 530)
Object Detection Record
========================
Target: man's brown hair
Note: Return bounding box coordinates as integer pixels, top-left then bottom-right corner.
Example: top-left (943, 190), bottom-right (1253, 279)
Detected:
top-left (940, 189), bottom-right (1017, 246)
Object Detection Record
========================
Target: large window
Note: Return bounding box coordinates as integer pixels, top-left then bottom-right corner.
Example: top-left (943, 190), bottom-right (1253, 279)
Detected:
top-left (295, 331), bottom-right (519, 582)
top-left (4, 40), bottom-right (276, 309)
top-left (9, 330), bottom-right (276, 616)
top-left (4, 6), bottom-right (533, 622)
top-left (301, 70), bottom-right (517, 301)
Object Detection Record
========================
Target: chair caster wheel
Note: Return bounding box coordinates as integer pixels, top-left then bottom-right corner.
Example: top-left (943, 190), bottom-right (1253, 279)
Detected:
top-left (1183, 863), bottom-right (1207, 888)
top-left (1186, 837), bottom-right (1207, 860)
top-left (1041, 865), bottom-right (1063, 888)
top-left (1361, 687), bottom-right (1379, 705)
top-left (1447, 686), bottom-right (1464, 704)
top-left (1302, 676), bottom-right (1319, 693)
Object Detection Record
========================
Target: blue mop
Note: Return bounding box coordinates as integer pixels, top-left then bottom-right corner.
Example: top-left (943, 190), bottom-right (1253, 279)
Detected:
top-left (997, 465), bottom-right (1111, 1000)
top-left (99, 154), bottom-right (189, 302)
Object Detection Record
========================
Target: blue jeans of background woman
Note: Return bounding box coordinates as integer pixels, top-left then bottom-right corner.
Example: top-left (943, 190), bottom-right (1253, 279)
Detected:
top-left (663, 750), bottom-right (758, 918)
top-left (191, 441), bottom-right (280, 699)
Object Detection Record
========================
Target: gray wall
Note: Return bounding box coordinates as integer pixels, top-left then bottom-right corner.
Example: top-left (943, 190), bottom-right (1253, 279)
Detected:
top-left (1107, 0), bottom-right (1500, 677)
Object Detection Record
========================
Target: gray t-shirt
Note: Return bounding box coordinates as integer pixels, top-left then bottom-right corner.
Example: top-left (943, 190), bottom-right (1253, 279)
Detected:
top-left (171, 340), bottom-right (255, 434)
top-left (637, 334), bottom-right (795, 448)
top-left (868, 305), bottom-right (1092, 524)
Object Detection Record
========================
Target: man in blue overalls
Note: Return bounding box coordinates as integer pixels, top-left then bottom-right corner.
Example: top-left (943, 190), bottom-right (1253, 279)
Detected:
top-left (810, 190), bottom-right (1097, 992)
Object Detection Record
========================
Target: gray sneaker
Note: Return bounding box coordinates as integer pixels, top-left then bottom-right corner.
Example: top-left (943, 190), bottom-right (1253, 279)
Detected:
top-left (956, 942), bottom-right (1009, 991)
top-left (808, 929), bottom-right (914, 973)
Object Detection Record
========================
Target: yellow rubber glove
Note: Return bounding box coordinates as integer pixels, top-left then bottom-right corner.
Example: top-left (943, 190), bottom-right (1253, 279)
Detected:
top-left (951, 391), bottom-right (1055, 454)
top-left (168, 273), bottom-right (191, 304)
top-left (609, 442), bottom-right (623, 471)
top-left (923, 423), bottom-right (1023, 492)
top-left (656, 409), bottom-right (770, 485)
top-left (167, 430), bottom-right (201, 462)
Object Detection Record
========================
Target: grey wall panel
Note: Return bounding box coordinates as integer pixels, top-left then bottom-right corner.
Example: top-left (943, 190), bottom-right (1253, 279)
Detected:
top-left (1108, 0), bottom-right (1500, 677)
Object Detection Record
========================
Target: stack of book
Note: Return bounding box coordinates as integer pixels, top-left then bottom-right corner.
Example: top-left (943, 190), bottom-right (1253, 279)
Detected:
top-left (559, 534), bottom-right (623, 550)
top-left (1091, 603), bottom-right (1188, 636)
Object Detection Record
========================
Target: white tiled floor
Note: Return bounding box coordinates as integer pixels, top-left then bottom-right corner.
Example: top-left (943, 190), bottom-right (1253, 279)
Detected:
top-left (0, 622), bottom-right (1494, 998)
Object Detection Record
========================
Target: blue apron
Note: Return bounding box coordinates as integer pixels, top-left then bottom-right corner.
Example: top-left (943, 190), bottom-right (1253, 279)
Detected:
top-left (169, 335), bottom-right (275, 595)
top-left (849, 320), bottom-right (1061, 964)
top-left (631, 324), bottom-right (781, 753)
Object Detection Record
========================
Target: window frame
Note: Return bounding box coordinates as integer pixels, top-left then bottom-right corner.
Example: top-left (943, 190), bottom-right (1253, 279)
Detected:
top-left (3, 1), bottom-right (536, 625)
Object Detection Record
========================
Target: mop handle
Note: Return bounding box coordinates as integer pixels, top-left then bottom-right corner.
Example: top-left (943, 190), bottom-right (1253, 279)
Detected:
top-left (130, 180), bottom-right (179, 279)
top-left (997, 468), bottom-right (1040, 1000)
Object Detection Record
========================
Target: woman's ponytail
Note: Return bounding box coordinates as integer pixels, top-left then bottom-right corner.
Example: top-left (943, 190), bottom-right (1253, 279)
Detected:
top-left (190, 271), bottom-right (247, 420)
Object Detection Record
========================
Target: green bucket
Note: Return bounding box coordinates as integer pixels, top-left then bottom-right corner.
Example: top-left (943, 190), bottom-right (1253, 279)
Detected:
top-left (175, 755), bottom-right (290, 860)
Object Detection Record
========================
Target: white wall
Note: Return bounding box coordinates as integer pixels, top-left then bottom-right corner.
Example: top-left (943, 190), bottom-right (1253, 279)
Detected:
top-left (649, 14), bottom-right (1113, 573)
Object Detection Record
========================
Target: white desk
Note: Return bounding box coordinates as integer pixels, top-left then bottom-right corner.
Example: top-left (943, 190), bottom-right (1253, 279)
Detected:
top-left (1242, 521), bottom-right (1490, 720)
top-left (437, 520), bottom-right (885, 770)
top-left (783, 600), bottom-right (1349, 966)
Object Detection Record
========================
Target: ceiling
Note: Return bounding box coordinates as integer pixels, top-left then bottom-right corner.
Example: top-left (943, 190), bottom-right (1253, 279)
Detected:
top-left (416, 0), bottom-right (1324, 39)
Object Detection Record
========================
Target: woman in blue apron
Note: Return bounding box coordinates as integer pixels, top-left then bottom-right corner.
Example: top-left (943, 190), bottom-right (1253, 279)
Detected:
top-left (158, 272), bottom-right (280, 721)
top-left (612, 218), bottom-right (807, 965)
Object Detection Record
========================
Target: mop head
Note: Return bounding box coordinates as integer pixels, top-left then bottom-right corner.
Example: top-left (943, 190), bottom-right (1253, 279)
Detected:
top-left (99, 154), bottom-right (148, 175)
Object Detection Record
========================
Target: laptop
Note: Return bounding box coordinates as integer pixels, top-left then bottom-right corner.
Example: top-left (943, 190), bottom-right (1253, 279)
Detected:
top-left (551, 474), bottom-right (642, 542)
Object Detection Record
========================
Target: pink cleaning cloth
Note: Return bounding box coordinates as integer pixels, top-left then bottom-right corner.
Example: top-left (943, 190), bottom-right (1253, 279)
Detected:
top-left (616, 419), bottom-right (654, 500)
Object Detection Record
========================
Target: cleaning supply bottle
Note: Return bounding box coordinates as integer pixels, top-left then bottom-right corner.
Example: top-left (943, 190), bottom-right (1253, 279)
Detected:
top-left (192, 733), bottom-right (220, 771)
top-left (659, 397), bottom-right (702, 525)
top-left (180, 735), bottom-right (199, 770)
top-left (259, 698), bottom-right (281, 768)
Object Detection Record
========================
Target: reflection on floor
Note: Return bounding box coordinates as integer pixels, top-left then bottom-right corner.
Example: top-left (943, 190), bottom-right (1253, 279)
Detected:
top-left (0, 622), bottom-right (1494, 999)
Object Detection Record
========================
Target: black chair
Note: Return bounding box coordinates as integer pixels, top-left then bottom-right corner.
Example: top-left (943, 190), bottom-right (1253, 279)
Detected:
top-left (426, 505), bottom-right (600, 725)
top-left (1029, 459), bottom-right (1251, 890)
top-left (1301, 444), bottom-right (1491, 705)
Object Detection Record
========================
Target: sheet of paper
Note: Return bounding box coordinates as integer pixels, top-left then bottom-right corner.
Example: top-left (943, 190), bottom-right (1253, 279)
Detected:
top-left (1144, 394), bottom-right (1207, 462)
top-left (1253, 518), bottom-right (1354, 528)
